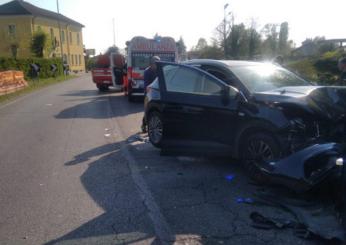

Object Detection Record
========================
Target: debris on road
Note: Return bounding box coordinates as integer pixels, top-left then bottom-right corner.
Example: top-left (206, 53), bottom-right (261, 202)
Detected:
top-left (236, 197), bottom-right (254, 204)
top-left (225, 174), bottom-right (235, 182)
top-left (257, 143), bottom-right (345, 193)
top-left (248, 190), bottom-right (346, 243)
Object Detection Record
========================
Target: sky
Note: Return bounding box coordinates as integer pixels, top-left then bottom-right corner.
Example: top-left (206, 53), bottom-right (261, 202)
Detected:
top-left (1, 0), bottom-right (345, 54)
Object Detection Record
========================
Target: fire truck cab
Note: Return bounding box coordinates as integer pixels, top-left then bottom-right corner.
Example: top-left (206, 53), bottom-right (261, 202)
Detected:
top-left (125, 36), bottom-right (177, 101)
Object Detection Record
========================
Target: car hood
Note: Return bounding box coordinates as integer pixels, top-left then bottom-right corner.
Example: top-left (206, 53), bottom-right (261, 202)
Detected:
top-left (253, 86), bottom-right (346, 120)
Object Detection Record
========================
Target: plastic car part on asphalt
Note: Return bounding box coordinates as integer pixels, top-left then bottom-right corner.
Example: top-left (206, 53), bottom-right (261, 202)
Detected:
top-left (257, 143), bottom-right (346, 193)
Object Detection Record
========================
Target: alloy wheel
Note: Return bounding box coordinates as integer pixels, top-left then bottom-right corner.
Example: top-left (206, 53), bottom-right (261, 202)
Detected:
top-left (148, 113), bottom-right (163, 145)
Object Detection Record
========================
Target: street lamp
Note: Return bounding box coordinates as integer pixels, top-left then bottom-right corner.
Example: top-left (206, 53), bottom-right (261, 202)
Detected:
top-left (224, 3), bottom-right (229, 58)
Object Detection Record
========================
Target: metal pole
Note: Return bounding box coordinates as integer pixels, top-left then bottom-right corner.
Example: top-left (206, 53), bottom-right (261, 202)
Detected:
top-left (57, 0), bottom-right (65, 76)
top-left (112, 18), bottom-right (116, 47)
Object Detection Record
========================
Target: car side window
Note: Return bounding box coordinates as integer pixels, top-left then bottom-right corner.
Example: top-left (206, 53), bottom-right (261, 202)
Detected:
top-left (163, 64), bottom-right (222, 95)
top-left (206, 69), bottom-right (227, 81)
top-left (164, 65), bottom-right (199, 93)
top-left (198, 75), bottom-right (222, 95)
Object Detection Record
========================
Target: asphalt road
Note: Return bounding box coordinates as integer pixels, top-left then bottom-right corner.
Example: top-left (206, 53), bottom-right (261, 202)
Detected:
top-left (0, 75), bottom-right (314, 245)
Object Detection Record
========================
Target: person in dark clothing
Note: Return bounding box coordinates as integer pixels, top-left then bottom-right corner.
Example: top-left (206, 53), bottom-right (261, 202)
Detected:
top-left (141, 56), bottom-right (160, 133)
top-left (338, 57), bottom-right (346, 83)
top-left (144, 56), bottom-right (160, 93)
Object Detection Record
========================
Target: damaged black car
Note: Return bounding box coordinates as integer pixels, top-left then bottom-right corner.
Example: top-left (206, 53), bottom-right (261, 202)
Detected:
top-left (144, 59), bottom-right (346, 191)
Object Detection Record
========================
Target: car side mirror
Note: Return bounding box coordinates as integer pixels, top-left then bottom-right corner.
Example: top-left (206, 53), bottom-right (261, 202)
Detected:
top-left (221, 86), bottom-right (246, 105)
top-left (221, 86), bottom-right (238, 105)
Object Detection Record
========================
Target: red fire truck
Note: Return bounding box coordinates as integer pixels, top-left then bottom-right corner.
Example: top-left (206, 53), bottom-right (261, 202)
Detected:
top-left (91, 53), bottom-right (127, 92)
top-left (125, 36), bottom-right (177, 101)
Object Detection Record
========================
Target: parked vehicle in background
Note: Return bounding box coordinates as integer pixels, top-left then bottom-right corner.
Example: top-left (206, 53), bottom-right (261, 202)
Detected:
top-left (125, 36), bottom-right (177, 101)
top-left (144, 59), bottom-right (346, 183)
top-left (91, 53), bottom-right (126, 92)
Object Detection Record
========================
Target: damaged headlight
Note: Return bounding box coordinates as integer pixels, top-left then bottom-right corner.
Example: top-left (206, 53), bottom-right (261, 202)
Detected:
top-left (336, 158), bottom-right (344, 166)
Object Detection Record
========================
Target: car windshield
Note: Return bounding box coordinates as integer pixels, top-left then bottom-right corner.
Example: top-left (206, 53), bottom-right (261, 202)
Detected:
top-left (230, 64), bottom-right (310, 93)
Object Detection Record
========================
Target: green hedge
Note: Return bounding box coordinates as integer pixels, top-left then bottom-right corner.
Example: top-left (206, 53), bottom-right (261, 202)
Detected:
top-left (287, 50), bottom-right (345, 85)
top-left (287, 59), bottom-right (319, 82)
top-left (0, 57), bottom-right (63, 79)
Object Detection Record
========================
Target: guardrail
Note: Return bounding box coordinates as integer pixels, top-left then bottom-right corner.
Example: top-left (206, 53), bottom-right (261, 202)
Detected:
top-left (0, 71), bottom-right (28, 95)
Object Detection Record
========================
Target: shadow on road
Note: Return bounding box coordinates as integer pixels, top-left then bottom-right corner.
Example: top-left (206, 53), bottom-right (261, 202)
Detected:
top-left (60, 89), bottom-right (124, 98)
top-left (45, 139), bottom-right (161, 244)
top-left (55, 92), bottom-right (143, 119)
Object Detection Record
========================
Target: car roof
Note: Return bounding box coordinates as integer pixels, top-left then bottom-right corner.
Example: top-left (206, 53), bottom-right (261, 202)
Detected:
top-left (183, 59), bottom-right (265, 69)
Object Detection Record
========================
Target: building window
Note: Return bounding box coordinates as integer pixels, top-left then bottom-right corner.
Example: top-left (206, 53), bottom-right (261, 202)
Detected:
top-left (63, 54), bottom-right (67, 62)
top-left (71, 54), bottom-right (74, 65)
top-left (77, 33), bottom-right (80, 45)
top-left (78, 55), bottom-right (81, 65)
top-left (61, 31), bottom-right (65, 43)
top-left (75, 55), bottom-right (78, 65)
top-left (69, 32), bottom-right (72, 44)
top-left (8, 25), bottom-right (16, 37)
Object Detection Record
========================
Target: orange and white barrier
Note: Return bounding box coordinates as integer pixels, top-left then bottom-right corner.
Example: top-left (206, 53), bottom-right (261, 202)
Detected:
top-left (0, 71), bottom-right (28, 95)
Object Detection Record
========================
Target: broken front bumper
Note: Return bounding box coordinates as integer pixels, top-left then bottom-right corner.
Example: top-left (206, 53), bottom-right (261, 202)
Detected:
top-left (260, 143), bottom-right (345, 192)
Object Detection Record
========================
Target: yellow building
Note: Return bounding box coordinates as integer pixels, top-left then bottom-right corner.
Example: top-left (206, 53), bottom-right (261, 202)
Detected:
top-left (0, 0), bottom-right (85, 72)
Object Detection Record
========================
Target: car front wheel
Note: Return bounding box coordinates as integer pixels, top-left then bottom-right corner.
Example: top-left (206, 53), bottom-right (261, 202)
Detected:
top-left (147, 111), bottom-right (164, 148)
top-left (240, 132), bottom-right (281, 183)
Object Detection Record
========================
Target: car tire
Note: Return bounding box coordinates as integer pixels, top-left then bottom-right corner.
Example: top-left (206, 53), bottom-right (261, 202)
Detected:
top-left (147, 111), bottom-right (164, 148)
top-left (97, 84), bottom-right (109, 92)
top-left (239, 132), bottom-right (281, 183)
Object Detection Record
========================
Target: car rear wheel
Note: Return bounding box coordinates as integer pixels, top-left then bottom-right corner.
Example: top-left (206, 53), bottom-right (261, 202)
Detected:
top-left (147, 111), bottom-right (164, 148)
top-left (97, 84), bottom-right (109, 92)
top-left (240, 132), bottom-right (281, 183)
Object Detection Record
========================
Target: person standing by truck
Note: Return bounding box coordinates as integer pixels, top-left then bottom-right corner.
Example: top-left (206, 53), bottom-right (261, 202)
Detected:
top-left (141, 56), bottom-right (160, 133)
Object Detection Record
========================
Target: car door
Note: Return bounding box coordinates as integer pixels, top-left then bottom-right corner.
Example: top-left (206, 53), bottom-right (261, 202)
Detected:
top-left (158, 62), bottom-right (238, 145)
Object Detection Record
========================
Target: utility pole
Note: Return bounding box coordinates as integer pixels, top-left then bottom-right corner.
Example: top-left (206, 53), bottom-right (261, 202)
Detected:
top-left (112, 18), bottom-right (116, 47)
top-left (224, 3), bottom-right (229, 59)
top-left (56, 0), bottom-right (64, 74)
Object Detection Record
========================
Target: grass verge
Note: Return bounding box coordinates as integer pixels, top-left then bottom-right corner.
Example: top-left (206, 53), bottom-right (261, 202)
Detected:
top-left (0, 75), bottom-right (76, 105)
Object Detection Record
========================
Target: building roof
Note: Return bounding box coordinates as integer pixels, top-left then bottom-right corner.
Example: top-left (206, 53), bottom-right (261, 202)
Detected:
top-left (0, 0), bottom-right (84, 27)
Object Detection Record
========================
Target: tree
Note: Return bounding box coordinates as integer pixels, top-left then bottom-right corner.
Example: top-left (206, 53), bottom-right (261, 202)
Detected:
top-left (31, 30), bottom-right (51, 58)
top-left (227, 23), bottom-right (248, 59)
top-left (176, 36), bottom-right (187, 60)
top-left (278, 22), bottom-right (289, 55)
top-left (261, 23), bottom-right (279, 57)
top-left (195, 38), bottom-right (208, 51)
top-left (105, 45), bottom-right (119, 55)
top-left (214, 13), bottom-right (233, 58)
top-left (189, 38), bottom-right (223, 59)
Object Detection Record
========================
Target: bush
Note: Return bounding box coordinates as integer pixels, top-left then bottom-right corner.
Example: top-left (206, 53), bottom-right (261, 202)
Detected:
top-left (287, 59), bottom-right (319, 81)
top-left (287, 50), bottom-right (345, 85)
top-left (0, 57), bottom-right (63, 79)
